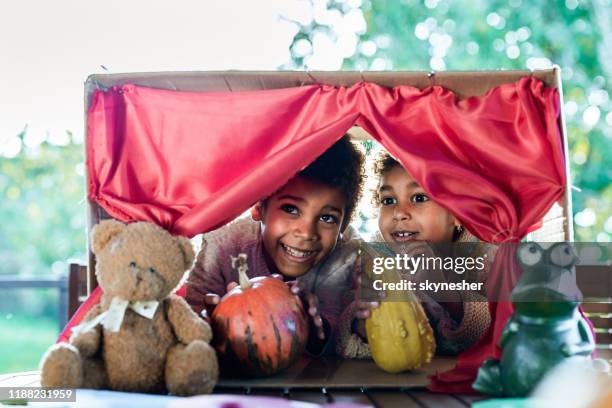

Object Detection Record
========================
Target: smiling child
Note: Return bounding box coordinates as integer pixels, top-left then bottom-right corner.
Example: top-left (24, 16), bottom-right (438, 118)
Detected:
top-left (186, 136), bottom-right (365, 355)
top-left (338, 152), bottom-right (494, 358)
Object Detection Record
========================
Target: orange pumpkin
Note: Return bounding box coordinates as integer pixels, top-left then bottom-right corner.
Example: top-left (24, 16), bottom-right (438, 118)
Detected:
top-left (211, 256), bottom-right (309, 377)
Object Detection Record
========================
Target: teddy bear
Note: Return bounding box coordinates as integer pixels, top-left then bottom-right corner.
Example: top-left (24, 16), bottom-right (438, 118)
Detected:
top-left (40, 220), bottom-right (219, 396)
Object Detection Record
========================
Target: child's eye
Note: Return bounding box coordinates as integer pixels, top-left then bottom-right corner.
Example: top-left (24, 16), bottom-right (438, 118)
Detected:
top-left (380, 196), bottom-right (397, 206)
top-left (280, 204), bottom-right (299, 215)
top-left (411, 193), bottom-right (429, 203)
top-left (320, 214), bottom-right (339, 224)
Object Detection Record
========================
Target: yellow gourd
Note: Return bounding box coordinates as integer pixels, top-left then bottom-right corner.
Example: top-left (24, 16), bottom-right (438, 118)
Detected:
top-left (361, 243), bottom-right (436, 373)
top-left (366, 296), bottom-right (436, 373)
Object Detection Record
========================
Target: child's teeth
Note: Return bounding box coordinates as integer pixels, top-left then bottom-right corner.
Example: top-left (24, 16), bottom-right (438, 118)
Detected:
top-left (283, 244), bottom-right (313, 258)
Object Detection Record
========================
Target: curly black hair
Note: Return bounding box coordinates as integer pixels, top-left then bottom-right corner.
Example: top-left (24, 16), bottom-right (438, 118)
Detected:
top-left (371, 151), bottom-right (401, 207)
top-left (297, 135), bottom-right (365, 230)
top-left (261, 135), bottom-right (365, 231)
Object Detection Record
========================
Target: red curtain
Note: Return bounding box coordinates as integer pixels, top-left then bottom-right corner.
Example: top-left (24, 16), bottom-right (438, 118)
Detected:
top-left (88, 83), bottom-right (358, 235)
top-left (62, 76), bottom-right (566, 392)
top-left (87, 77), bottom-right (564, 242)
top-left (428, 244), bottom-right (521, 393)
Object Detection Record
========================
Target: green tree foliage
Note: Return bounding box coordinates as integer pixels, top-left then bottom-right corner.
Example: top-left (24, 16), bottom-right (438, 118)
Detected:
top-left (284, 0), bottom-right (612, 242)
top-left (0, 130), bottom-right (86, 315)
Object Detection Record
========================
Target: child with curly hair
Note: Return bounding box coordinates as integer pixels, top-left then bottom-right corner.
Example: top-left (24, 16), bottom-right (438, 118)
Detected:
top-left (186, 136), bottom-right (365, 356)
top-left (338, 152), bottom-right (494, 358)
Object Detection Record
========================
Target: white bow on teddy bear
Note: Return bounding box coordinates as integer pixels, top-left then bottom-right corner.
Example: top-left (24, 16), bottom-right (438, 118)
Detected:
top-left (71, 297), bottom-right (159, 334)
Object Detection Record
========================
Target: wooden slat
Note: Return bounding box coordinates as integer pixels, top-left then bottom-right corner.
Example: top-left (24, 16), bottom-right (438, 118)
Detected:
top-left (212, 386), bottom-right (246, 395)
top-left (327, 388), bottom-right (374, 406)
top-left (577, 264), bottom-right (612, 299)
top-left (588, 315), bottom-right (612, 329)
top-left (409, 389), bottom-right (467, 407)
top-left (248, 388), bottom-right (285, 398)
top-left (68, 263), bottom-right (88, 318)
top-left (68, 263), bottom-right (80, 317)
top-left (453, 394), bottom-right (488, 406)
top-left (582, 303), bottom-right (612, 314)
top-left (326, 358), bottom-right (455, 388)
top-left (285, 388), bottom-right (330, 404)
top-left (575, 265), bottom-right (611, 348)
top-left (594, 329), bottom-right (612, 344)
top-left (217, 356), bottom-right (312, 388)
top-left (217, 356), bottom-right (456, 389)
top-left (289, 355), bottom-right (339, 386)
top-left (586, 304), bottom-right (612, 350)
top-left (0, 371), bottom-right (496, 407)
top-left (366, 389), bottom-right (423, 408)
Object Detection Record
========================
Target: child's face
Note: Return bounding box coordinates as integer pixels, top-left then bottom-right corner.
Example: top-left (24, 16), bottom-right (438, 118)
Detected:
top-left (377, 166), bottom-right (457, 245)
top-left (257, 176), bottom-right (346, 278)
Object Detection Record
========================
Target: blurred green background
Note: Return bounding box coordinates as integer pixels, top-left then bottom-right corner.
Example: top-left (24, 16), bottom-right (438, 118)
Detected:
top-left (1, 0), bottom-right (610, 373)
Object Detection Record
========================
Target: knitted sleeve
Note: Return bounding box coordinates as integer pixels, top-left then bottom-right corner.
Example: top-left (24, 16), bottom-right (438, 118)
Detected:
top-left (430, 240), bottom-right (496, 354)
top-left (335, 300), bottom-right (372, 359)
top-left (433, 293), bottom-right (491, 355)
top-left (185, 236), bottom-right (227, 316)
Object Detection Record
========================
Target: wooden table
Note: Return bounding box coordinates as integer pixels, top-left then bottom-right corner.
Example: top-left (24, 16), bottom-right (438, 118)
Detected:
top-left (0, 357), bottom-right (488, 407)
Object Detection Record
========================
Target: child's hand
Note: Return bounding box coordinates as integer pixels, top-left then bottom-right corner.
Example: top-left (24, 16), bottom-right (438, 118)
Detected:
top-left (303, 293), bottom-right (325, 340)
top-left (285, 281), bottom-right (325, 340)
top-left (200, 293), bottom-right (220, 322)
top-left (355, 299), bottom-right (379, 319)
top-left (200, 279), bottom-right (250, 321)
top-left (353, 274), bottom-right (384, 340)
top-left (354, 274), bottom-right (384, 320)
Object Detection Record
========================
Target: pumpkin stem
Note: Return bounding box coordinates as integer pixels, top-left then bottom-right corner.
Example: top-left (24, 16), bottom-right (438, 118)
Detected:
top-left (231, 253), bottom-right (251, 290)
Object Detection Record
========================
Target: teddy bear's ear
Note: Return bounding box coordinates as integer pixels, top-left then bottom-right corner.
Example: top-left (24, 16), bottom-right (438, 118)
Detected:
top-left (91, 220), bottom-right (126, 254)
top-left (176, 236), bottom-right (195, 270)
